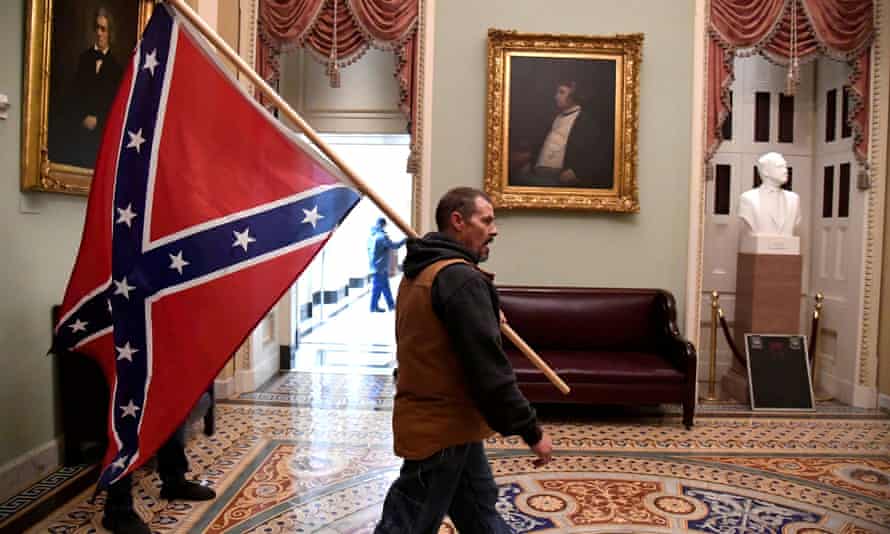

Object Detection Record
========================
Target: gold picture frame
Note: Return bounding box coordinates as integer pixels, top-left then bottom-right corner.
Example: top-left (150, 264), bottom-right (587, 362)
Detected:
top-left (484, 29), bottom-right (642, 212)
top-left (22, 0), bottom-right (154, 195)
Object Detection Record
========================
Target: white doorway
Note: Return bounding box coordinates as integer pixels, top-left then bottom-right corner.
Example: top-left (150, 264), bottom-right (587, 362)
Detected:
top-left (702, 56), bottom-right (815, 388)
top-left (808, 59), bottom-right (867, 403)
top-left (293, 134), bottom-right (413, 375)
top-left (700, 55), bottom-right (867, 404)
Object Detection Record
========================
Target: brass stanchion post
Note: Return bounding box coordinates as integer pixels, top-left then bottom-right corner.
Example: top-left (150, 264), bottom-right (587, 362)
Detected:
top-left (701, 291), bottom-right (720, 401)
top-left (811, 292), bottom-right (832, 402)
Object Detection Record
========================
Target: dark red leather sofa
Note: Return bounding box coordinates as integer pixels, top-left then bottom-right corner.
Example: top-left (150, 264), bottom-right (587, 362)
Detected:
top-left (499, 287), bottom-right (697, 428)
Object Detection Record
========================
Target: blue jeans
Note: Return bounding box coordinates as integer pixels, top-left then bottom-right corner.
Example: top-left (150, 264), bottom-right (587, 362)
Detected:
top-left (371, 272), bottom-right (395, 311)
top-left (374, 442), bottom-right (513, 534)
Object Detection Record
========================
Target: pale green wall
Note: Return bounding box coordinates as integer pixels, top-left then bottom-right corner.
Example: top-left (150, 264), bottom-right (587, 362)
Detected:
top-left (0, 0), bottom-right (698, 465)
top-left (430, 0), bottom-right (694, 323)
top-left (0, 1), bottom-right (87, 465)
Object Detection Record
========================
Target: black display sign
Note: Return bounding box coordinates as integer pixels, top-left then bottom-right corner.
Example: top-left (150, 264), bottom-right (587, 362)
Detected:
top-left (745, 334), bottom-right (815, 411)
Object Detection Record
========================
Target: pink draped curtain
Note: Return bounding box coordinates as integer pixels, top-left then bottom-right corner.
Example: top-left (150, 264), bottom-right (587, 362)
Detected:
top-left (257, 0), bottom-right (418, 125)
top-left (707, 0), bottom-right (874, 169)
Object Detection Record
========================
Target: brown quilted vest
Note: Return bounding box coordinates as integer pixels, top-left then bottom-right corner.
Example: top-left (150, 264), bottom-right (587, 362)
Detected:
top-left (392, 259), bottom-right (493, 460)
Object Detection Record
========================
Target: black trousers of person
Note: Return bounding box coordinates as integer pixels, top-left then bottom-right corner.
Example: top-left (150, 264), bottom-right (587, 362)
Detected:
top-left (104, 424), bottom-right (188, 517)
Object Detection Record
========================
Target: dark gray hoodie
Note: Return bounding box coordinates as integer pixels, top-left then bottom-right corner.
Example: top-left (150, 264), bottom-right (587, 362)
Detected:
top-left (401, 232), bottom-right (542, 446)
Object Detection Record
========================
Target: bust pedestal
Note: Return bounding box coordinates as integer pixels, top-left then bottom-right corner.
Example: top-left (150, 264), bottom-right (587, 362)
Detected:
top-left (721, 235), bottom-right (802, 403)
top-left (739, 234), bottom-right (800, 255)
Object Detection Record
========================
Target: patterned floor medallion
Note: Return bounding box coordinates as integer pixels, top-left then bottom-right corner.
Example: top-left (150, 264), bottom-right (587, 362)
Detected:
top-left (21, 372), bottom-right (890, 533)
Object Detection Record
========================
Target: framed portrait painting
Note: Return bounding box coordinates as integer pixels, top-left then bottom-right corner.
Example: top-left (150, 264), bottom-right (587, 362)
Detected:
top-left (22, 0), bottom-right (154, 195)
top-left (484, 30), bottom-right (642, 212)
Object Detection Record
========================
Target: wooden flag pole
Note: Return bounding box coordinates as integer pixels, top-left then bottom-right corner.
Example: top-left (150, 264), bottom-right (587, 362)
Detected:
top-left (165, 0), bottom-right (570, 395)
top-left (165, 0), bottom-right (410, 237)
top-left (500, 325), bottom-right (569, 394)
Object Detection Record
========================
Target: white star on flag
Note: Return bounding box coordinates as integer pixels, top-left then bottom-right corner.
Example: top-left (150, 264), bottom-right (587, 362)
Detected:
top-left (301, 205), bottom-right (325, 228)
top-left (232, 228), bottom-right (256, 252)
top-left (111, 456), bottom-right (129, 470)
top-left (143, 49), bottom-right (160, 77)
top-left (116, 204), bottom-right (138, 227)
top-left (113, 277), bottom-right (136, 300)
top-left (116, 342), bottom-right (139, 362)
top-left (168, 250), bottom-right (190, 275)
top-left (107, 299), bottom-right (113, 314)
top-left (120, 400), bottom-right (141, 418)
top-left (126, 129), bottom-right (146, 153)
top-left (69, 318), bottom-right (88, 333)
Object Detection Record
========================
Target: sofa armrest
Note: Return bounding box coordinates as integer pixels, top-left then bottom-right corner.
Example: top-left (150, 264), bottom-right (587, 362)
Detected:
top-left (654, 291), bottom-right (697, 380)
top-left (663, 332), bottom-right (697, 379)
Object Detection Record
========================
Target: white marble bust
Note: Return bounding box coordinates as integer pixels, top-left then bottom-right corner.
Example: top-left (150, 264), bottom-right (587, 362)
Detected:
top-left (738, 152), bottom-right (801, 237)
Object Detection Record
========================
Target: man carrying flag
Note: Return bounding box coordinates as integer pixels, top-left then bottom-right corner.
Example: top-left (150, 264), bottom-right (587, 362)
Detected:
top-left (53, 4), bottom-right (360, 532)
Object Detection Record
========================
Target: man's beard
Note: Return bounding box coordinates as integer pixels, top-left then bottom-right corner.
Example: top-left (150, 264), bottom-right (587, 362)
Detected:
top-left (478, 241), bottom-right (492, 263)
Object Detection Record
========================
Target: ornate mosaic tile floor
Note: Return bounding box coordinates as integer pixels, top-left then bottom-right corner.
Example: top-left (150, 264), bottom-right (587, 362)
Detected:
top-left (27, 394), bottom-right (890, 533)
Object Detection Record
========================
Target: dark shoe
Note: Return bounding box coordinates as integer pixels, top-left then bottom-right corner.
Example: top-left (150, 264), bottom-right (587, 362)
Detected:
top-left (102, 509), bottom-right (151, 534)
top-left (160, 479), bottom-right (216, 501)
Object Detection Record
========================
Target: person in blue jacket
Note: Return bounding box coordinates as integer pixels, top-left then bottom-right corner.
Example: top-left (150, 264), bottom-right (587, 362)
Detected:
top-left (368, 218), bottom-right (405, 312)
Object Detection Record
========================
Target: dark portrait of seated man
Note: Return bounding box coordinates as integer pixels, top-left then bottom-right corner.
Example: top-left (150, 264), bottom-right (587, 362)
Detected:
top-left (56, 7), bottom-right (124, 169)
top-left (510, 80), bottom-right (614, 189)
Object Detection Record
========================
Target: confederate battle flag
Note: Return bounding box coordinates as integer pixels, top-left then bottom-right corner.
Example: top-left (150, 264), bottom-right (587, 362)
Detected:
top-left (53, 4), bottom-right (360, 488)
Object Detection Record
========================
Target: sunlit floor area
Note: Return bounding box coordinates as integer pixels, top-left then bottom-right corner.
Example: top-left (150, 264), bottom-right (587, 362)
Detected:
top-left (3, 366), bottom-right (888, 534)
top-left (293, 277), bottom-right (399, 377)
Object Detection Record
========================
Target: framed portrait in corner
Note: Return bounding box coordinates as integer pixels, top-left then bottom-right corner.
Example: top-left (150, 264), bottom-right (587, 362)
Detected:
top-left (484, 29), bottom-right (642, 212)
top-left (22, 0), bottom-right (154, 195)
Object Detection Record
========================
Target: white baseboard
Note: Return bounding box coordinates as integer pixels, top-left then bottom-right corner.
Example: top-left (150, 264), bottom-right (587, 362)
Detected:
top-left (852, 383), bottom-right (879, 409)
top-left (234, 368), bottom-right (254, 393)
top-left (879, 393), bottom-right (890, 412)
top-left (253, 351), bottom-right (280, 389)
top-left (214, 377), bottom-right (236, 399)
top-left (235, 350), bottom-right (280, 394)
top-left (0, 438), bottom-right (62, 503)
top-left (822, 376), bottom-right (882, 409)
top-left (814, 371), bottom-right (852, 405)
